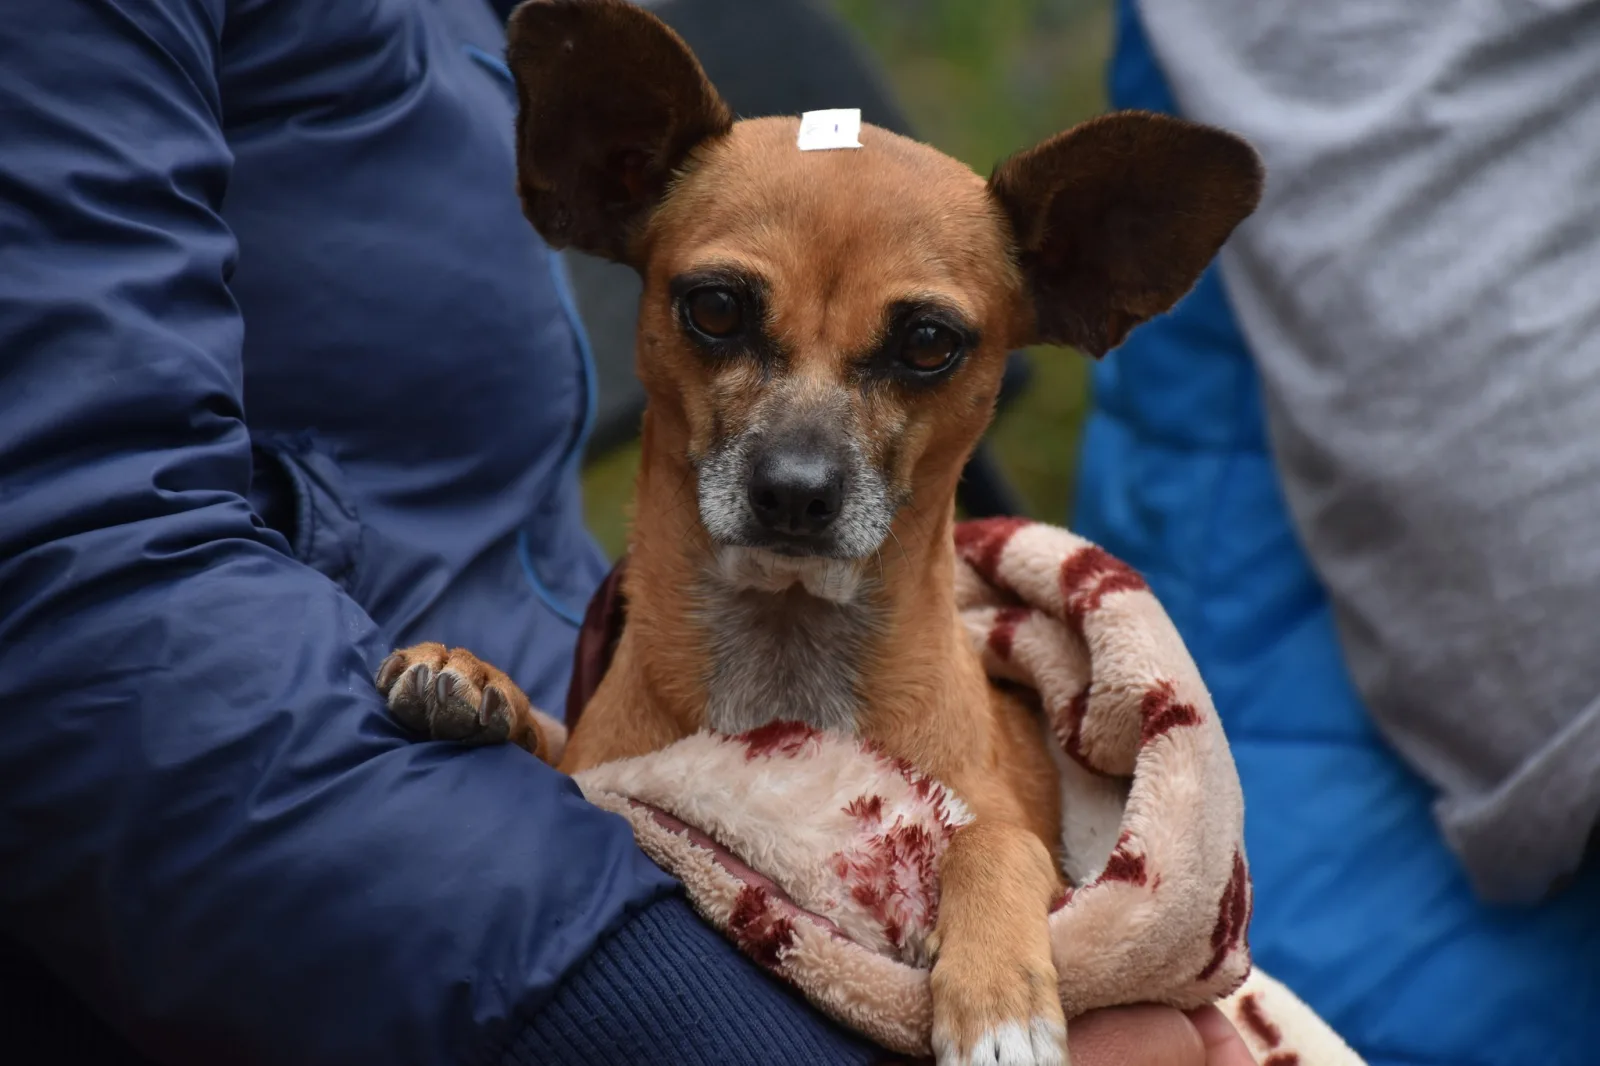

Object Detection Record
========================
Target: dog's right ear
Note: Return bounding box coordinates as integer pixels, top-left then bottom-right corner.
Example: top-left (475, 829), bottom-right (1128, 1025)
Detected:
top-left (988, 111), bottom-right (1263, 358)
top-left (505, 0), bottom-right (733, 265)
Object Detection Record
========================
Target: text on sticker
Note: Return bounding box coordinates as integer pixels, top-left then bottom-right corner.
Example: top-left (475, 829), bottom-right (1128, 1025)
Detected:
top-left (797, 109), bottom-right (863, 151)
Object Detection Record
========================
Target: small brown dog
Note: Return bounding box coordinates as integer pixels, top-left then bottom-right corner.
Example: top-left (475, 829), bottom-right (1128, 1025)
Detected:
top-left (377, 2), bottom-right (1261, 1062)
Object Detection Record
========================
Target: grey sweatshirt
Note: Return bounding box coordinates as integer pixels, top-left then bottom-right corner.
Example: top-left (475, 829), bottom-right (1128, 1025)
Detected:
top-left (1131, 0), bottom-right (1600, 902)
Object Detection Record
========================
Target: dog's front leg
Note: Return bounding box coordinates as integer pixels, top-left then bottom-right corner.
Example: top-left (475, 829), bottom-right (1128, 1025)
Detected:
top-left (376, 643), bottom-right (566, 764)
top-left (930, 820), bottom-right (1068, 1066)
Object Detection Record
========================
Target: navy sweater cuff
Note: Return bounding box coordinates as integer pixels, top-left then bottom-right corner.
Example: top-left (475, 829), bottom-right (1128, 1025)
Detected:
top-left (488, 893), bottom-right (890, 1066)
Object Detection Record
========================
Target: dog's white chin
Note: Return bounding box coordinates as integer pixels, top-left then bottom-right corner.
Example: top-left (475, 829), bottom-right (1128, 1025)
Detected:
top-left (716, 546), bottom-right (865, 604)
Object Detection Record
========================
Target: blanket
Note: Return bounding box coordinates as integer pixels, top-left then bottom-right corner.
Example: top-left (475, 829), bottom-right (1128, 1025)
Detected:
top-left (550, 518), bottom-right (1366, 1064)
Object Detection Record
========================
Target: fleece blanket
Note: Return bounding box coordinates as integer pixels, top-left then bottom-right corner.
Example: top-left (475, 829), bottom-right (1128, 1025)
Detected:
top-left (547, 518), bottom-right (1366, 1064)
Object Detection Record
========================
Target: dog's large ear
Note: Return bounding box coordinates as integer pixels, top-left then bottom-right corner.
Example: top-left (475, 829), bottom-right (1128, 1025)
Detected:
top-left (989, 111), bottom-right (1263, 357)
top-left (505, 0), bottom-right (734, 265)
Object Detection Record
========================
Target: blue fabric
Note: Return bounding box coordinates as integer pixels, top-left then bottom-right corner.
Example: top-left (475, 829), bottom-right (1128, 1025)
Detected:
top-left (492, 895), bottom-right (881, 1066)
top-left (1069, 4), bottom-right (1600, 1064)
top-left (0, 3), bottom-right (878, 1064)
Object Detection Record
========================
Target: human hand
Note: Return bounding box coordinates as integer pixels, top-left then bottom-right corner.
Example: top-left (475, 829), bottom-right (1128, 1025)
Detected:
top-left (1067, 1004), bottom-right (1257, 1066)
top-left (876, 1003), bottom-right (1257, 1065)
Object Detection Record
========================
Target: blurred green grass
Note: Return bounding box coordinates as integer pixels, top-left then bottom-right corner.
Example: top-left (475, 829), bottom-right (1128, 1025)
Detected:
top-left (582, 0), bottom-right (1111, 558)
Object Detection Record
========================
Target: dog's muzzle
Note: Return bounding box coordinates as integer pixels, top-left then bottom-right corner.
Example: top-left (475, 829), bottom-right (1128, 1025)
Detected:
top-left (695, 421), bottom-right (896, 575)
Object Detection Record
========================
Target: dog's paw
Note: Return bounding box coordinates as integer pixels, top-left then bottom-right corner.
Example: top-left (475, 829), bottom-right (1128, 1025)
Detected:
top-left (376, 642), bottom-right (521, 746)
top-left (376, 642), bottom-right (562, 761)
top-left (930, 951), bottom-right (1068, 1066)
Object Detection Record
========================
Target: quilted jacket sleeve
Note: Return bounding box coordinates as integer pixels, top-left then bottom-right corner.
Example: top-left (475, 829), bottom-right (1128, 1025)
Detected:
top-left (0, 3), bottom-right (677, 1063)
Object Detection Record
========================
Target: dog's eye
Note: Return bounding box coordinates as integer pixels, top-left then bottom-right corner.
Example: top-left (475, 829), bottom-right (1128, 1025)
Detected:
top-left (900, 322), bottom-right (962, 373)
top-left (685, 287), bottom-right (744, 340)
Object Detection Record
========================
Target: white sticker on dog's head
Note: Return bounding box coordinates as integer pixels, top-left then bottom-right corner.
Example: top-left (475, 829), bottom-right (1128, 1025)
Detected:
top-left (797, 109), bottom-right (863, 151)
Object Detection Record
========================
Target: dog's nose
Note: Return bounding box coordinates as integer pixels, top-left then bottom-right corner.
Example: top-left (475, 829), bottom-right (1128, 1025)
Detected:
top-left (747, 447), bottom-right (844, 537)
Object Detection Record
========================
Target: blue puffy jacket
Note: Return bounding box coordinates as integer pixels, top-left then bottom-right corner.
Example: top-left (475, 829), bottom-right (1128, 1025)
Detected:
top-left (1072, 5), bottom-right (1600, 1065)
top-left (0, 3), bottom-right (879, 1064)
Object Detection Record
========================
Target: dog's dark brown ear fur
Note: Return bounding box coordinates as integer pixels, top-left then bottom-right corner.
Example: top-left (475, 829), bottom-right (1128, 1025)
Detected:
top-left (505, 0), bottom-right (733, 265)
top-left (989, 111), bottom-right (1264, 357)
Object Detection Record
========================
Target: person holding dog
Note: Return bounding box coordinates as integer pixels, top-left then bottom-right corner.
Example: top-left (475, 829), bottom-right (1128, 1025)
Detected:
top-left (0, 1), bottom-right (1258, 1064)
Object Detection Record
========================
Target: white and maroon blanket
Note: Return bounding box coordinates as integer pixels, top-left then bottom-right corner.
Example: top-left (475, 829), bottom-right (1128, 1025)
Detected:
top-left (550, 518), bottom-right (1366, 1064)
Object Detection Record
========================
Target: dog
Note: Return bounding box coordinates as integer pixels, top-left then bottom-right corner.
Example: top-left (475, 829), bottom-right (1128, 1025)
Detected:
top-left (375, 2), bottom-right (1261, 1062)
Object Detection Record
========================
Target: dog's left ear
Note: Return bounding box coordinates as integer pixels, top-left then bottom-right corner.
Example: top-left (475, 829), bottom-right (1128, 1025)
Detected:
top-left (989, 111), bottom-right (1264, 357)
top-left (504, 0), bottom-right (734, 265)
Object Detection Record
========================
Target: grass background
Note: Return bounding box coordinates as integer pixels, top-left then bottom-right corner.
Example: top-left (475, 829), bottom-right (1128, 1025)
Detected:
top-left (581, 0), bottom-right (1113, 558)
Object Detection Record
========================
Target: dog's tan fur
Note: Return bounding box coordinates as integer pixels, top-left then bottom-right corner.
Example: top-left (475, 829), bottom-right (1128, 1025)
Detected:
top-left (377, 3), bottom-right (1261, 1062)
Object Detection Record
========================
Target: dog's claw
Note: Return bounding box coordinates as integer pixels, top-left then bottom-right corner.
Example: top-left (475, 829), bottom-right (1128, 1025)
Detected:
top-left (386, 664), bottom-right (433, 733)
top-left (479, 686), bottom-right (512, 743)
top-left (402, 664), bottom-right (432, 707)
top-left (375, 652), bottom-right (406, 694)
top-left (429, 669), bottom-right (482, 741)
top-left (481, 684), bottom-right (506, 727)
